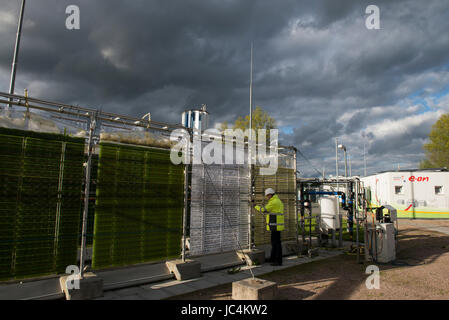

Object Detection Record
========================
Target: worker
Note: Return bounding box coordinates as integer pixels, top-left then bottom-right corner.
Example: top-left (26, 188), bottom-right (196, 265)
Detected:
top-left (253, 188), bottom-right (284, 266)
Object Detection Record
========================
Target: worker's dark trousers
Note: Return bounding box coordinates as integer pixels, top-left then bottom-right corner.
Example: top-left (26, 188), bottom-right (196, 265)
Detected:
top-left (270, 231), bottom-right (282, 264)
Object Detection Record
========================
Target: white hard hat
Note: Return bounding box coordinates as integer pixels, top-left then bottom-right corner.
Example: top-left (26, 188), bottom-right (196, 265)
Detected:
top-left (265, 188), bottom-right (275, 196)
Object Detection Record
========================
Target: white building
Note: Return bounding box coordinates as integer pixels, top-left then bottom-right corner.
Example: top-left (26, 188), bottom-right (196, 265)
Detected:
top-left (361, 169), bottom-right (449, 219)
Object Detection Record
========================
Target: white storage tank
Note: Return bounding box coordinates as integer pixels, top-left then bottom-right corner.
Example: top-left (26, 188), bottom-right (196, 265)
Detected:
top-left (319, 196), bottom-right (340, 231)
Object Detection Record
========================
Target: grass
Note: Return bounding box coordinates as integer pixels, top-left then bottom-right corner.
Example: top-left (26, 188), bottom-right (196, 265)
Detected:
top-left (299, 217), bottom-right (365, 243)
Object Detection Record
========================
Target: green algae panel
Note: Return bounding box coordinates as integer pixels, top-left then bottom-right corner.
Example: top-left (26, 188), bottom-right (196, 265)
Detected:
top-left (253, 167), bottom-right (297, 246)
top-left (0, 127), bottom-right (84, 281)
top-left (92, 143), bottom-right (184, 270)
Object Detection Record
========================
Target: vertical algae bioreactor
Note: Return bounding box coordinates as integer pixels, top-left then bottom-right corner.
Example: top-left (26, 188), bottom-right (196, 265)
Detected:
top-left (91, 142), bottom-right (185, 269)
top-left (0, 127), bottom-right (84, 280)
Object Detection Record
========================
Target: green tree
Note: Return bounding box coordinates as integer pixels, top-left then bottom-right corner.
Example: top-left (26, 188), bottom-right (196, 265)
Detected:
top-left (233, 106), bottom-right (277, 139)
top-left (219, 121), bottom-right (229, 132)
top-left (419, 113), bottom-right (449, 169)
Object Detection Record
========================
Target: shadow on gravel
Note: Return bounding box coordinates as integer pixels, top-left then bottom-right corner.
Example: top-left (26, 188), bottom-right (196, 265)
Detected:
top-left (261, 226), bottom-right (449, 300)
top-left (170, 224), bottom-right (449, 300)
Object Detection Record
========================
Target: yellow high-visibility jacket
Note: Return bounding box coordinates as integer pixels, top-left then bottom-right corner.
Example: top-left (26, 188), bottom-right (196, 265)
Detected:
top-left (254, 194), bottom-right (284, 231)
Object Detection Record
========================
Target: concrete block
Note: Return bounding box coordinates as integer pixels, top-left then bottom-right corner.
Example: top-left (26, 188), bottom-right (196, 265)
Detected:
top-left (232, 278), bottom-right (277, 300)
top-left (236, 249), bottom-right (265, 266)
top-left (59, 272), bottom-right (103, 300)
top-left (166, 259), bottom-right (201, 281)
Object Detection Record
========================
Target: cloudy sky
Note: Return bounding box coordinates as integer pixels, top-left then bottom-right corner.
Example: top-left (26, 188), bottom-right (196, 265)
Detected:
top-left (1, 0), bottom-right (448, 177)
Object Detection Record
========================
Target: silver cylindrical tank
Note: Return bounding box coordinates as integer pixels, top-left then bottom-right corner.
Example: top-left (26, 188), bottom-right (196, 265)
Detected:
top-left (319, 196), bottom-right (340, 230)
top-left (181, 106), bottom-right (209, 133)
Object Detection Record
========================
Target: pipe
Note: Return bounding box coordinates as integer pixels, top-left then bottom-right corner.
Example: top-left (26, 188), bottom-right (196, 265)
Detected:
top-left (0, 92), bottom-right (185, 130)
top-left (305, 191), bottom-right (347, 208)
top-left (299, 183), bottom-right (306, 254)
top-left (8, 0), bottom-right (26, 110)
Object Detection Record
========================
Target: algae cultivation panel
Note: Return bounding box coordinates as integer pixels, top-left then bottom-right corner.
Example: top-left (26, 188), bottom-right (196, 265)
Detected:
top-left (0, 127), bottom-right (84, 281)
top-left (92, 143), bottom-right (184, 269)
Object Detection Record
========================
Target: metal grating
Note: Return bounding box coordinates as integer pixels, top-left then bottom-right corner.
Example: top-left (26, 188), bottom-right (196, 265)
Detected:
top-left (189, 164), bottom-right (250, 256)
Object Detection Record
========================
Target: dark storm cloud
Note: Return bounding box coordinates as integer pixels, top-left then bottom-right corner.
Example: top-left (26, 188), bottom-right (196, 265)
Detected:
top-left (1, 0), bottom-right (449, 176)
top-left (345, 111), bottom-right (366, 134)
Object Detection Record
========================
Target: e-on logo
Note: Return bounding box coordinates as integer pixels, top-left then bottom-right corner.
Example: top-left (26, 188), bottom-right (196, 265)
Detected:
top-left (409, 176), bottom-right (429, 182)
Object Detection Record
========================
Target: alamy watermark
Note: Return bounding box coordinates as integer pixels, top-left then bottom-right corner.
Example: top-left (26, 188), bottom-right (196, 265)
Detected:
top-left (64, 5), bottom-right (379, 31)
top-left (365, 265), bottom-right (380, 289)
top-left (170, 128), bottom-right (279, 175)
top-left (66, 5), bottom-right (80, 30)
top-left (365, 5), bottom-right (380, 30)
top-left (65, 265), bottom-right (81, 290)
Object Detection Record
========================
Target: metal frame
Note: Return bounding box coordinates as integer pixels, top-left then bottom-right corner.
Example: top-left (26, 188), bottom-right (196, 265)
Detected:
top-left (0, 91), bottom-right (189, 278)
top-left (1, 91), bottom-right (302, 279)
top-left (297, 177), bottom-right (366, 254)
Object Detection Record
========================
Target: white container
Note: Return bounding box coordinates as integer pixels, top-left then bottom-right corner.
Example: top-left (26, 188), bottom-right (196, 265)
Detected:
top-left (319, 196), bottom-right (340, 230)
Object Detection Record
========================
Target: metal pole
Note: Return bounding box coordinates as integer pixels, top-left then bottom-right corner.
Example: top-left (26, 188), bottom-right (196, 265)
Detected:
top-left (340, 147), bottom-right (347, 247)
top-left (299, 182), bottom-right (306, 254)
top-left (8, 0), bottom-right (26, 110)
top-left (248, 42), bottom-right (254, 252)
top-left (249, 42), bottom-right (253, 137)
top-left (335, 138), bottom-right (339, 247)
top-left (363, 181), bottom-right (369, 262)
top-left (294, 150), bottom-right (299, 255)
top-left (181, 163), bottom-right (190, 262)
top-left (309, 198), bottom-right (312, 250)
top-left (349, 154), bottom-right (352, 177)
top-left (344, 150), bottom-right (348, 178)
top-left (364, 139), bottom-right (367, 177)
top-left (182, 129), bottom-right (192, 261)
top-left (79, 112), bottom-right (97, 278)
top-left (356, 179), bottom-right (360, 263)
top-left (338, 196), bottom-right (343, 247)
top-left (335, 138), bottom-right (339, 182)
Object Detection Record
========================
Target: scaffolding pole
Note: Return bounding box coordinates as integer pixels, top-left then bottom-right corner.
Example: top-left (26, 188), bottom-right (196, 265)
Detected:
top-left (294, 150), bottom-right (299, 255)
top-left (79, 112), bottom-right (97, 278)
top-left (181, 164), bottom-right (190, 262)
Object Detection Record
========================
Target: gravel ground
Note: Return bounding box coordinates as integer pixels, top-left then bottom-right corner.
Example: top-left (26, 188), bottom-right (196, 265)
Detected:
top-left (169, 219), bottom-right (449, 300)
